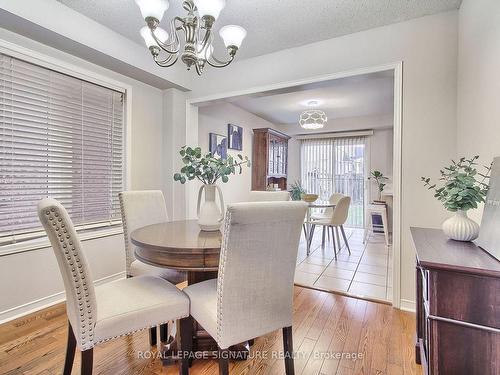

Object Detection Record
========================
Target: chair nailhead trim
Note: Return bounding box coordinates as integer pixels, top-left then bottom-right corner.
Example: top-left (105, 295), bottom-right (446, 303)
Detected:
top-left (44, 206), bottom-right (96, 351)
top-left (118, 193), bottom-right (134, 274)
top-left (216, 210), bottom-right (232, 345)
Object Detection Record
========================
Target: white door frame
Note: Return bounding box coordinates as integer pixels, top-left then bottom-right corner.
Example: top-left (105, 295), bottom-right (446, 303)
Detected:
top-left (186, 62), bottom-right (403, 308)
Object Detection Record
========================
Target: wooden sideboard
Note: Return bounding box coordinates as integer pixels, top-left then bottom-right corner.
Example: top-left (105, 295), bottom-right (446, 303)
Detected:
top-left (252, 128), bottom-right (291, 191)
top-left (411, 227), bottom-right (500, 375)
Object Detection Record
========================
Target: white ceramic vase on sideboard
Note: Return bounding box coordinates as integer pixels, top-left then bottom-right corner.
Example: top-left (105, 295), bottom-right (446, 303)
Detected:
top-left (442, 210), bottom-right (479, 241)
top-left (197, 184), bottom-right (225, 231)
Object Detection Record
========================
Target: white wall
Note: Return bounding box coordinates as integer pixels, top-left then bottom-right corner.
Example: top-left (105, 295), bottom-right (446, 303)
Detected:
top-left (196, 102), bottom-right (279, 205)
top-left (369, 128), bottom-right (394, 201)
top-left (457, 0), bottom-right (500, 223)
top-left (0, 29), bottom-right (166, 322)
top-left (188, 11), bottom-right (459, 307)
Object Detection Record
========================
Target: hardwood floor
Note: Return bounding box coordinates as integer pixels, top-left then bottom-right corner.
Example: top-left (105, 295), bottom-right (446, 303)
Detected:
top-left (0, 287), bottom-right (420, 375)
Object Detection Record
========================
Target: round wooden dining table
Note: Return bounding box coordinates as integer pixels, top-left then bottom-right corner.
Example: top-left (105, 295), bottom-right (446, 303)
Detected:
top-left (130, 219), bottom-right (249, 359)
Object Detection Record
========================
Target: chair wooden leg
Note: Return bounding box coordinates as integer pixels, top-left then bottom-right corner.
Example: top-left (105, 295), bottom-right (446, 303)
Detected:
top-left (218, 347), bottom-right (229, 375)
top-left (335, 226), bottom-right (342, 253)
top-left (63, 322), bottom-right (76, 375)
top-left (340, 225), bottom-right (351, 254)
top-left (331, 227), bottom-right (337, 260)
top-left (307, 224), bottom-right (316, 249)
top-left (321, 226), bottom-right (326, 249)
top-left (160, 322), bottom-right (169, 342)
top-left (81, 348), bottom-right (93, 375)
top-left (149, 326), bottom-right (157, 346)
top-left (179, 317), bottom-right (193, 375)
top-left (282, 326), bottom-right (295, 375)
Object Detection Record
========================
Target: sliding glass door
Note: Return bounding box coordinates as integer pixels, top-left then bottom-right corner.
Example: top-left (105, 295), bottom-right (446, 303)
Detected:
top-left (301, 136), bottom-right (366, 228)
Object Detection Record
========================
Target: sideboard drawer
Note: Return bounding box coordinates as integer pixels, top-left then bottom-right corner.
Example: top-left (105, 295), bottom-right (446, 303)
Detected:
top-left (428, 270), bottom-right (500, 328)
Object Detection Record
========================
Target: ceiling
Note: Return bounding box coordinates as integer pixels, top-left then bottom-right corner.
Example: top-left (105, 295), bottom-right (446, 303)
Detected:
top-left (57, 0), bottom-right (461, 61)
top-left (222, 70), bottom-right (394, 125)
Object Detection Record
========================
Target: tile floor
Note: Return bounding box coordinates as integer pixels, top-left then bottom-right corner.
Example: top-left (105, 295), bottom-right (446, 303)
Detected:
top-left (294, 226), bottom-right (393, 302)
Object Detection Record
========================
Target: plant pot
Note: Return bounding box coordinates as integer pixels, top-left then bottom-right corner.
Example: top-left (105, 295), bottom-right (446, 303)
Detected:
top-left (197, 184), bottom-right (225, 231)
top-left (442, 210), bottom-right (479, 242)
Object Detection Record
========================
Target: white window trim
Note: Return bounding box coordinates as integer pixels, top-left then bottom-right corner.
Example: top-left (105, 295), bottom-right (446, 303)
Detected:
top-left (0, 38), bottom-right (132, 256)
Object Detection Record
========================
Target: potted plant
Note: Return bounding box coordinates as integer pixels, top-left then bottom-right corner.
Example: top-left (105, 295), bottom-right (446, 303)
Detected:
top-left (369, 170), bottom-right (389, 201)
top-left (289, 181), bottom-right (306, 201)
top-left (174, 146), bottom-right (250, 231)
top-left (421, 156), bottom-right (491, 241)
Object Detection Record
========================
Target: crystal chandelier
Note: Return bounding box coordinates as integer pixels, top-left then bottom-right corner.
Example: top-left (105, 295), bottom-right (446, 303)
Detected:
top-left (299, 109), bottom-right (328, 130)
top-left (135, 0), bottom-right (247, 75)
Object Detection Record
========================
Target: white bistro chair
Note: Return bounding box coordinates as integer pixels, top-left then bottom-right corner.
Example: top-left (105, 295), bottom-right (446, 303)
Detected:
top-left (182, 201), bottom-right (308, 375)
top-left (310, 193), bottom-right (344, 221)
top-left (247, 190), bottom-right (291, 202)
top-left (119, 190), bottom-right (186, 346)
top-left (37, 198), bottom-right (190, 375)
top-left (307, 196), bottom-right (352, 260)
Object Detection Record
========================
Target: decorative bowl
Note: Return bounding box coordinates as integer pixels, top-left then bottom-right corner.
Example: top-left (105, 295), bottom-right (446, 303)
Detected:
top-left (301, 193), bottom-right (319, 203)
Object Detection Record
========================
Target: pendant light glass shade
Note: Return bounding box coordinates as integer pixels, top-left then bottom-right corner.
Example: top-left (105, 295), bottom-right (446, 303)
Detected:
top-left (135, 0), bottom-right (169, 21)
top-left (299, 110), bottom-right (327, 130)
top-left (193, 0), bottom-right (226, 20)
top-left (219, 25), bottom-right (247, 48)
top-left (140, 26), bottom-right (169, 47)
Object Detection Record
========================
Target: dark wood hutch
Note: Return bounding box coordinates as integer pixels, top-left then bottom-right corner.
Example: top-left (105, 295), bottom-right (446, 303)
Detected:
top-left (251, 128), bottom-right (291, 191)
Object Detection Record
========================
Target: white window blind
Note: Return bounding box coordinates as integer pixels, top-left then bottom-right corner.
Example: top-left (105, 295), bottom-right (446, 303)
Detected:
top-left (301, 136), bottom-right (366, 228)
top-left (0, 53), bottom-right (125, 245)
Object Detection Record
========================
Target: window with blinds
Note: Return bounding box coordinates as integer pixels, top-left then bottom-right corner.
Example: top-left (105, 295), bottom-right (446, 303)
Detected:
top-left (0, 53), bottom-right (125, 245)
top-left (301, 136), bottom-right (366, 228)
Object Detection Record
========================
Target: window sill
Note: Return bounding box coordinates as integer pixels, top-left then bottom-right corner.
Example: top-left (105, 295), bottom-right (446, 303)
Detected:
top-left (0, 227), bottom-right (124, 257)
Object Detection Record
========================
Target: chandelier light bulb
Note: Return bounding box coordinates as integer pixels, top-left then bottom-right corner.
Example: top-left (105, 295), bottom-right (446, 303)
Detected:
top-left (193, 0), bottom-right (226, 20)
top-left (140, 26), bottom-right (168, 48)
top-left (299, 110), bottom-right (328, 130)
top-left (219, 25), bottom-right (247, 48)
top-left (135, 0), bottom-right (169, 22)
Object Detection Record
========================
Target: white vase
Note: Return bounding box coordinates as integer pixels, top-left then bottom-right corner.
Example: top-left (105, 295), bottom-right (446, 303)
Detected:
top-left (442, 210), bottom-right (479, 242)
top-left (197, 184), bottom-right (225, 231)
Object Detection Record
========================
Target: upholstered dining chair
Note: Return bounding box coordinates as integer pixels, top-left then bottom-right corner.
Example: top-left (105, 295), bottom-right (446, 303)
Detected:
top-left (182, 201), bottom-right (308, 375)
top-left (37, 198), bottom-right (190, 375)
top-left (247, 190), bottom-right (291, 202)
top-left (307, 196), bottom-right (352, 260)
top-left (119, 190), bottom-right (186, 345)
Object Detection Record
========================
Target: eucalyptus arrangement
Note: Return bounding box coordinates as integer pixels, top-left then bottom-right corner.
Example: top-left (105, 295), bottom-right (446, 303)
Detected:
top-left (421, 155), bottom-right (491, 241)
top-left (368, 170), bottom-right (388, 200)
top-left (421, 156), bottom-right (491, 212)
top-left (173, 146), bottom-right (250, 185)
top-left (289, 181), bottom-right (306, 201)
top-left (173, 145), bottom-right (250, 231)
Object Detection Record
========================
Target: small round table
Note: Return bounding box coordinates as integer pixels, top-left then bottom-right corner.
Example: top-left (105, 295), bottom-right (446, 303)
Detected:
top-left (130, 220), bottom-right (249, 359)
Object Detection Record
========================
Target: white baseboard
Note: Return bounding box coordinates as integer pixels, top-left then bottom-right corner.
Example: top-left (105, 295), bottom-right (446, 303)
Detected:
top-left (400, 299), bottom-right (416, 312)
top-left (0, 271), bottom-right (126, 324)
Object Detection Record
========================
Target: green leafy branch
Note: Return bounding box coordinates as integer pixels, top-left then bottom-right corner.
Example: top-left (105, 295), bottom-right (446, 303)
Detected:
top-left (421, 155), bottom-right (491, 212)
top-left (289, 180), bottom-right (306, 201)
top-left (368, 170), bottom-right (388, 192)
top-left (173, 146), bottom-right (251, 185)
